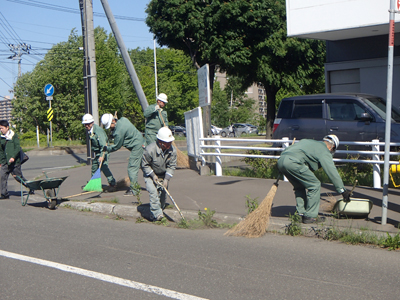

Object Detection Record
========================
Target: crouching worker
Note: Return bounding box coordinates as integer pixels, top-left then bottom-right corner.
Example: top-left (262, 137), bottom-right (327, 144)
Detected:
top-left (142, 127), bottom-right (177, 221)
top-left (82, 114), bottom-right (116, 192)
top-left (0, 120), bottom-right (33, 198)
top-left (277, 135), bottom-right (351, 224)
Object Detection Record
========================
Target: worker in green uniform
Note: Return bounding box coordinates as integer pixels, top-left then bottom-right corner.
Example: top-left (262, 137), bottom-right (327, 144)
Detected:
top-left (0, 120), bottom-right (33, 198)
top-left (82, 114), bottom-right (116, 192)
top-left (101, 113), bottom-right (145, 196)
top-left (144, 93), bottom-right (168, 145)
top-left (277, 135), bottom-right (351, 224)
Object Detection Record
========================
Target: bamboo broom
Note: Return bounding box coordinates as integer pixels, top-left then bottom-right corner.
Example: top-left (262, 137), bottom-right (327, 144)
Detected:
top-left (225, 138), bottom-right (296, 238)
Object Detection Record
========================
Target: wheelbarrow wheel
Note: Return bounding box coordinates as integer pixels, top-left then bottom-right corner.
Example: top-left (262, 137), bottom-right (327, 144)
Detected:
top-left (45, 189), bottom-right (57, 210)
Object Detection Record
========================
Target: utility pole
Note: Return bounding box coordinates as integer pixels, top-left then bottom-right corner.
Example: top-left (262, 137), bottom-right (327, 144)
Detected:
top-left (8, 43), bottom-right (31, 81)
top-left (85, 0), bottom-right (99, 126)
top-left (79, 0), bottom-right (96, 165)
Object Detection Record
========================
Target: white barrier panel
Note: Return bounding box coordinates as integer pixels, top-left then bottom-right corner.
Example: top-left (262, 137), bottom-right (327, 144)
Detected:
top-left (184, 107), bottom-right (203, 162)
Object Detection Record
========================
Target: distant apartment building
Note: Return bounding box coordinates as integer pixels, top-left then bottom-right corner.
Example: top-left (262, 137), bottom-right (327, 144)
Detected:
top-left (0, 96), bottom-right (13, 121)
top-left (215, 71), bottom-right (267, 118)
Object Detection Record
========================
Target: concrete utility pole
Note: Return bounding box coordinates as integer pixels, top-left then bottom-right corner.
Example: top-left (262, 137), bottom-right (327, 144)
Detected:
top-left (85, 0), bottom-right (99, 125)
top-left (100, 0), bottom-right (149, 111)
top-left (8, 43), bottom-right (31, 79)
top-left (79, 0), bottom-right (94, 164)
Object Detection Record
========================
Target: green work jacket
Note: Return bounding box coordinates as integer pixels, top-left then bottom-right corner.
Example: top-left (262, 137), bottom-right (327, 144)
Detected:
top-left (280, 139), bottom-right (345, 193)
top-left (0, 130), bottom-right (21, 165)
top-left (108, 117), bottom-right (144, 152)
top-left (144, 104), bottom-right (168, 131)
top-left (89, 124), bottom-right (108, 157)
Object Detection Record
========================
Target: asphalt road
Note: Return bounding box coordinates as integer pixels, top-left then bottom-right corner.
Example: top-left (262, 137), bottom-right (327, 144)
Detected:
top-left (1, 152), bottom-right (400, 299)
top-left (1, 198), bottom-right (400, 300)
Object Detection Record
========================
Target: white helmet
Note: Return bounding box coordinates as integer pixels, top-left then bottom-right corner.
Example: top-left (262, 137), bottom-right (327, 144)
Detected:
top-left (101, 113), bottom-right (114, 129)
top-left (157, 93), bottom-right (168, 103)
top-left (82, 113), bottom-right (94, 124)
top-left (323, 134), bottom-right (339, 152)
top-left (157, 127), bottom-right (175, 142)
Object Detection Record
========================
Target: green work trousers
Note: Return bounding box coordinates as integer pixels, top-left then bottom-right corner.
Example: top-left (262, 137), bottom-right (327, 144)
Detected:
top-left (127, 144), bottom-right (144, 190)
top-left (91, 153), bottom-right (115, 186)
top-left (277, 155), bottom-right (321, 218)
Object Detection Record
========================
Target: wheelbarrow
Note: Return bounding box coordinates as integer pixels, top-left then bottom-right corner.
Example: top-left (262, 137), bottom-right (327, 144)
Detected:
top-left (18, 174), bottom-right (68, 209)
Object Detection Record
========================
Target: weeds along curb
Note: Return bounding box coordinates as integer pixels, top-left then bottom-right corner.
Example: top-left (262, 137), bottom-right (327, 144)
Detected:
top-left (59, 201), bottom-right (246, 225)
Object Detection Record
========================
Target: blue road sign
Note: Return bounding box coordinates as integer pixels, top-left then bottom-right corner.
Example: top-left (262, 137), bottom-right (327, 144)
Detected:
top-left (44, 84), bottom-right (54, 97)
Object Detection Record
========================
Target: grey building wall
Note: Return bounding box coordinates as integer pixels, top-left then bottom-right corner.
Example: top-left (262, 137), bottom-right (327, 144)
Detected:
top-left (325, 35), bottom-right (400, 109)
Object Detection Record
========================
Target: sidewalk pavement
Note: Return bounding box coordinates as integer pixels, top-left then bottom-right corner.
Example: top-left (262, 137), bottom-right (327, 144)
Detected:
top-left (22, 147), bottom-right (400, 236)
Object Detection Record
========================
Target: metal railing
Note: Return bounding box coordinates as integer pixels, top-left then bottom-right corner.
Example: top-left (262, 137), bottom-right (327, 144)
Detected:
top-left (199, 136), bottom-right (400, 189)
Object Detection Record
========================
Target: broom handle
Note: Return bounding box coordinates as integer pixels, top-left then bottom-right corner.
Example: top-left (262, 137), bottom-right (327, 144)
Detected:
top-left (99, 144), bottom-right (107, 169)
top-left (158, 109), bottom-right (166, 127)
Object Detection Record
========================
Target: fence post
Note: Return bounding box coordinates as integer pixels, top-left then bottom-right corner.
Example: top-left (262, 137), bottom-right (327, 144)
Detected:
top-left (215, 136), bottom-right (222, 176)
top-left (372, 139), bottom-right (381, 189)
top-left (282, 137), bottom-right (289, 182)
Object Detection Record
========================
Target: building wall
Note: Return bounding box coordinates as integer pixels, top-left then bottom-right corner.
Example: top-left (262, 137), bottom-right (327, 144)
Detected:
top-left (286, 0), bottom-right (400, 41)
top-left (0, 97), bottom-right (13, 121)
top-left (214, 72), bottom-right (266, 118)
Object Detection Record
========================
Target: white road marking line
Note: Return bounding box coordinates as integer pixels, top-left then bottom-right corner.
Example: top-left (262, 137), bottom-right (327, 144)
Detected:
top-left (0, 250), bottom-right (208, 300)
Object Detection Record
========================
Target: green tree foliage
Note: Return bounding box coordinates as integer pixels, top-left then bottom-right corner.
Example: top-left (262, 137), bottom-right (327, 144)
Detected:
top-left (129, 47), bottom-right (199, 126)
top-left (211, 79), bottom-right (255, 128)
top-left (13, 27), bottom-right (199, 137)
top-left (146, 0), bottom-right (326, 137)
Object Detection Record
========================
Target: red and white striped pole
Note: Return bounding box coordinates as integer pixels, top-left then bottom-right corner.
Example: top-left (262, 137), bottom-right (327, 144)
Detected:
top-left (382, 0), bottom-right (397, 225)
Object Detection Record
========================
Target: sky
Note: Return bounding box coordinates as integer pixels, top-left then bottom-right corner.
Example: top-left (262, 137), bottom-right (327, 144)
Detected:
top-left (0, 0), bottom-right (154, 99)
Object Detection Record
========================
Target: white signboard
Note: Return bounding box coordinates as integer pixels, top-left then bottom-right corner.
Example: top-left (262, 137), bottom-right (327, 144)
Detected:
top-left (197, 64), bottom-right (211, 107)
top-left (184, 107), bottom-right (204, 161)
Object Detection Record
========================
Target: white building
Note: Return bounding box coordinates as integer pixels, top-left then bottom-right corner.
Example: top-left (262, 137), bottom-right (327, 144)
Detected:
top-left (286, 0), bottom-right (400, 108)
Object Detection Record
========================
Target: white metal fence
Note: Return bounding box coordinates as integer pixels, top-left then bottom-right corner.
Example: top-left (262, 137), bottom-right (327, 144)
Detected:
top-left (199, 136), bottom-right (400, 189)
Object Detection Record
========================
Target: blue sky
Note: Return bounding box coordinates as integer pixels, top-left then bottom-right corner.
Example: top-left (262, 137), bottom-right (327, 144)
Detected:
top-left (0, 0), bottom-right (154, 99)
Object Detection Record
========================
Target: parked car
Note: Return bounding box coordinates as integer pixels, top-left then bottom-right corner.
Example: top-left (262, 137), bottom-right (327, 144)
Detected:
top-left (220, 123), bottom-right (258, 137)
top-left (211, 125), bottom-right (222, 135)
top-left (168, 125), bottom-right (186, 137)
top-left (272, 93), bottom-right (400, 150)
top-left (245, 124), bottom-right (259, 135)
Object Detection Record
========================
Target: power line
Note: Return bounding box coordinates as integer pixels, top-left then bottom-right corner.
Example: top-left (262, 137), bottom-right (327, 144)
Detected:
top-left (0, 77), bottom-right (13, 89)
top-left (6, 0), bottom-right (145, 22)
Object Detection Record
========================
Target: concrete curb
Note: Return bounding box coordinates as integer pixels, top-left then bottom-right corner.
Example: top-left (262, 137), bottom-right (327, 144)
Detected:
top-left (58, 201), bottom-right (395, 238)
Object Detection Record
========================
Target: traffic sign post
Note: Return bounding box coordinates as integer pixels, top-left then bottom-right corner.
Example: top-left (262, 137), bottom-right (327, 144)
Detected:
top-left (44, 84), bottom-right (54, 147)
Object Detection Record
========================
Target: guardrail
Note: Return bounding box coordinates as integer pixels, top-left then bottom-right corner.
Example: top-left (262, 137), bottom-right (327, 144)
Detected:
top-left (199, 136), bottom-right (400, 189)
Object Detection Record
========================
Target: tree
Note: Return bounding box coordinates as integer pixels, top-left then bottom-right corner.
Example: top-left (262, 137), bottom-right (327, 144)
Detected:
top-left (146, 0), bottom-right (326, 137)
top-left (129, 47), bottom-right (199, 127)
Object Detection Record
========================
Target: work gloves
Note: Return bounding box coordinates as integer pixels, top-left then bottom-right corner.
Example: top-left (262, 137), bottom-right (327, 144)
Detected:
top-left (342, 190), bottom-right (352, 202)
top-left (102, 146), bottom-right (108, 152)
top-left (155, 105), bottom-right (162, 111)
top-left (163, 179), bottom-right (169, 189)
top-left (150, 173), bottom-right (159, 184)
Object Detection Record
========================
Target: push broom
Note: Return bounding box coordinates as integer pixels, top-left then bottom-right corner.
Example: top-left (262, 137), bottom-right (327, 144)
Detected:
top-left (83, 151), bottom-right (106, 192)
top-left (225, 138), bottom-right (296, 238)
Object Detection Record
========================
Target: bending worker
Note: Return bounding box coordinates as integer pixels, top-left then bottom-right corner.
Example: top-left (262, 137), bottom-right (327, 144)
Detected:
top-left (143, 93), bottom-right (168, 145)
top-left (142, 127), bottom-right (177, 221)
top-left (101, 113), bottom-right (145, 196)
top-left (82, 113), bottom-right (116, 192)
top-left (277, 135), bottom-right (351, 224)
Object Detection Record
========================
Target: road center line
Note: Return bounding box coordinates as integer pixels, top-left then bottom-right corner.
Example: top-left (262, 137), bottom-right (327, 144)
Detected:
top-left (0, 250), bottom-right (208, 300)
